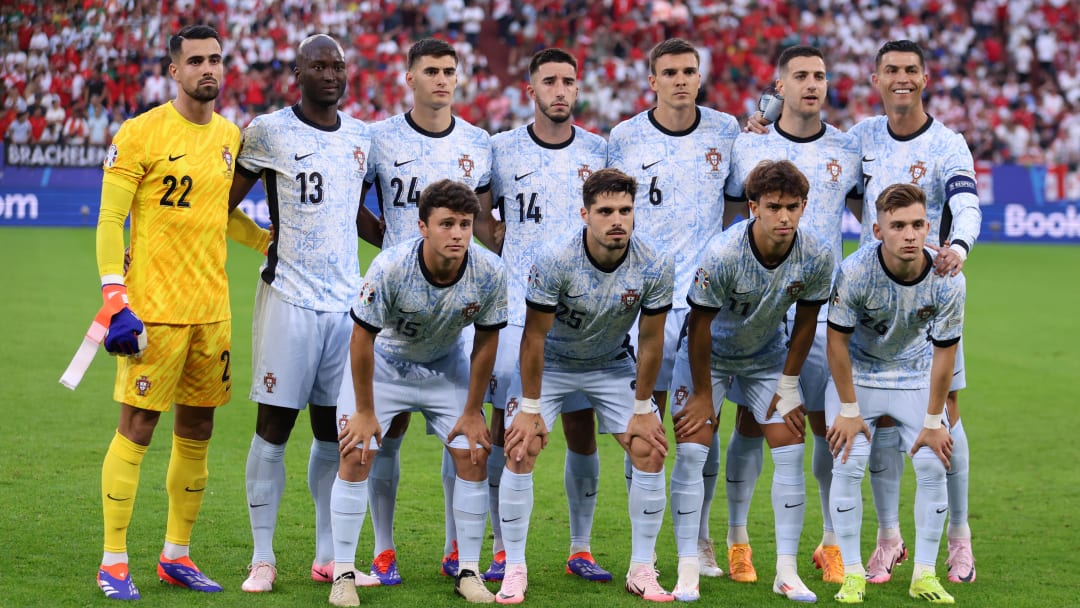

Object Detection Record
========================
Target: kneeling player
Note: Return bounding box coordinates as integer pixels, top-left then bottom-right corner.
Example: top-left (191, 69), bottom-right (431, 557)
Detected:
top-left (826, 184), bottom-right (963, 605)
top-left (330, 180), bottom-right (507, 606)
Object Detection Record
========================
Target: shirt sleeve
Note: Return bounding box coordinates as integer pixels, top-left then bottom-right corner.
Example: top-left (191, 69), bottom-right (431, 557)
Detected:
top-left (942, 131), bottom-right (981, 252)
top-left (827, 262), bottom-right (859, 332)
top-left (351, 254), bottom-right (391, 332)
top-left (929, 272), bottom-right (965, 346)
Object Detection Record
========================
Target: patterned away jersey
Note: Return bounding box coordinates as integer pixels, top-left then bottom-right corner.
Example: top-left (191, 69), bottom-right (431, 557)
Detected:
top-left (726, 122), bottom-right (861, 266)
top-left (852, 115), bottom-right (981, 250)
top-left (688, 219), bottom-right (834, 374)
top-left (366, 112), bottom-right (492, 248)
top-left (526, 228), bottom-right (673, 370)
top-left (102, 101), bottom-right (240, 324)
top-left (608, 107), bottom-right (740, 307)
top-left (352, 238), bottom-right (507, 363)
top-left (237, 105), bottom-right (372, 312)
top-left (828, 244), bottom-right (965, 389)
top-left (491, 124), bottom-right (608, 326)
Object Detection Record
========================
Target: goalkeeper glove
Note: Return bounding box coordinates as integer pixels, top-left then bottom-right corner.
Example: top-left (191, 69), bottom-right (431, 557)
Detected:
top-left (101, 284), bottom-right (146, 356)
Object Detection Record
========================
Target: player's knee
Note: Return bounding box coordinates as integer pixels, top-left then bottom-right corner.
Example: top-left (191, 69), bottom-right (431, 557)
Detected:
top-left (339, 446), bottom-right (374, 481)
top-left (832, 452), bottom-right (867, 483)
top-left (911, 451), bottom-right (947, 483)
top-left (628, 440), bottom-right (665, 473)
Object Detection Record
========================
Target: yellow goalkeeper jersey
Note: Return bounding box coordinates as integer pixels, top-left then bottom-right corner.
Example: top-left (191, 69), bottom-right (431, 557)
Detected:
top-left (102, 102), bottom-right (240, 324)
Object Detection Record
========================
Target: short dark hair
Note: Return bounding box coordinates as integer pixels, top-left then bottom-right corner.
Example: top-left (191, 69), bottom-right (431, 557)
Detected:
top-left (529, 48), bottom-right (577, 75)
top-left (875, 39), bottom-right (926, 70)
top-left (408, 38), bottom-right (458, 70)
top-left (649, 38), bottom-right (699, 75)
top-left (745, 160), bottom-right (809, 202)
top-left (418, 179), bottom-right (480, 221)
top-left (875, 183), bottom-right (926, 215)
top-left (777, 45), bottom-right (825, 75)
top-left (168, 25), bottom-right (220, 62)
top-left (582, 168), bottom-right (637, 209)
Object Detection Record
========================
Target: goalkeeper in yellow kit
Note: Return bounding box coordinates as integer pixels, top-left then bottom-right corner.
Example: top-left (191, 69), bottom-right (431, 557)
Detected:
top-left (94, 25), bottom-right (268, 600)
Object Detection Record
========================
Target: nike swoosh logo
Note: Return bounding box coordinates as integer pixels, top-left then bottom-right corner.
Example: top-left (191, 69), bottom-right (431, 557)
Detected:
top-left (585, 491), bottom-right (598, 497)
top-left (642, 160), bottom-right (662, 170)
top-left (294, 152), bottom-right (315, 161)
top-left (249, 503), bottom-right (269, 508)
top-left (676, 509), bottom-right (697, 515)
top-left (501, 517), bottom-right (522, 523)
top-left (514, 171), bottom-right (535, 181)
top-left (837, 506), bottom-right (855, 513)
top-left (168, 154), bottom-right (186, 162)
top-left (106, 493), bottom-right (131, 501)
top-left (394, 158), bottom-right (417, 167)
top-left (862, 156), bottom-right (875, 162)
top-left (184, 486), bottom-right (205, 493)
top-left (628, 582), bottom-right (647, 595)
top-left (726, 477), bottom-right (744, 483)
top-left (935, 507), bottom-right (948, 514)
top-left (784, 502), bottom-right (804, 509)
top-left (643, 508), bottom-right (663, 515)
top-left (869, 466), bottom-right (887, 474)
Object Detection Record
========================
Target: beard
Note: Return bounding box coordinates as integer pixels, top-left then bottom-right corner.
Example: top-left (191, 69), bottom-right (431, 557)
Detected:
top-left (185, 80), bottom-right (220, 103)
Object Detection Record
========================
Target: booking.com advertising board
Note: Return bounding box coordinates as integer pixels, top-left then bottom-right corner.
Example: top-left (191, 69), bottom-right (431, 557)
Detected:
top-left (1, 143), bottom-right (1079, 243)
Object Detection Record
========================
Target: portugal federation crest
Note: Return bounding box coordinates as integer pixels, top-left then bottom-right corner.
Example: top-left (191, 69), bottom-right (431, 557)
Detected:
top-left (135, 375), bottom-right (151, 397)
top-left (916, 305), bottom-right (937, 321)
top-left (621, 288), bottom-right (641, 311)
top-left (705, 147), bottom-right (722, 172)
top-left (826, 158), bottom-right (842, 182)
top-left (461, 301), bottom-right (480, 320)
top-left (459, 153), bottom-right (474, 178)
top-left (786, 281), bottom-right (805, 299)
top-left (354, 147), bottom-right (366, 173)
top-left (673, 385), bottom-right (689, 407)
top-left (909, 160), bottom-right (927, 184)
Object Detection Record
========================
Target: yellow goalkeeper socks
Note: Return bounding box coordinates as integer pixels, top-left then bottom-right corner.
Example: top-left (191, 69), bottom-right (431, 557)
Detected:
top-left (165, 434), bottom-right (209, 547)
top-left (102, 431), bottom-right (147, 553)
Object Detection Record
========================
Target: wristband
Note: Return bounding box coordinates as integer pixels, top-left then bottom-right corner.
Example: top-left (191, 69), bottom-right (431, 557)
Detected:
top-left (520, 397), bottom-right (541, 415)
top-left (948, 243), bottom-right (968, 261)
top-left (924, 413), bottom-right (943, 429)
top-left (633, 399), bottom-right (653, 415)
top-left (839, 402), bottom-right (860, 418)
top-left (774, 374), bottom-right (801, 416)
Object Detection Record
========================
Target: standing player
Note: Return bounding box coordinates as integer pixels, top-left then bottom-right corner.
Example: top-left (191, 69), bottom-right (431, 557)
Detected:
top-left (670, 160), bottom-right (834, 602)
top-left (484, 48), bottom-right (611, 582)
top-left (826, 183), bottom-right (963, 605)
top-left (228, 35), bottom-right (382, 593)
top-left (495, 169), bottom-right (674, 604)
top-left (330, 180), bottom-right (507, 606)
top-left (719, 46), bottom-right (861, 584)
top-left (851, 40), bottom-right (980, 585)
top-left (353, 37), bottom-right (496, 583)
top-left (94, 25), bottom-right (266, 600)
top-left (607, 38), bottom-right (741, 578)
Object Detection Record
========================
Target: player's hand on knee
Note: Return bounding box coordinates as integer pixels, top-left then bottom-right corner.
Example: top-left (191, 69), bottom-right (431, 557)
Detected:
top-left (911, 426), bottom-right (953, 470)
top-left (826, 404), bottom-right (870, 463)
top-left (627, 412), bottom-right (668, 457)
top-left (449, 410), bottom-right (492, 465)
top-left (338, 412), bottom-right (382, 464)
top-left (672, 392), bottom-right (715, 438)
top-left (101, 284), bottom-right (146, 356)
top-left (505, 412), bottom-right (547, 462)
top-left (768, 374), bottom-right (804, 438)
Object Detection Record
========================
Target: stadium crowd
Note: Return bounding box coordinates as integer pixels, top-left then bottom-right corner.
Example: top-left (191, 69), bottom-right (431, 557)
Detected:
top-left (1, 0), bottom-right (1077, 166)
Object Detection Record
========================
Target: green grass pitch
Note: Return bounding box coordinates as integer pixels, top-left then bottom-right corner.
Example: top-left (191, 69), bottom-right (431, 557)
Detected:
top-left (0, 227), bottom-right (1077, 607)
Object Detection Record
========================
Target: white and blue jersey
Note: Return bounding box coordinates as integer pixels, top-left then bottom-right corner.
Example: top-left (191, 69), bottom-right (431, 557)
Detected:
top-left (687, 219), bottom-right (834, 374)
top-left (852, 115), bottom-right (981, 251)
top-left (491, 124), bottom-right (608, 327)
top-left (352, 238), bottom-right (507, 363)
top-left (237, 104), bottom-right (372, 311)
top-left (608, 107), bottom-right (740, 307)
top-left (827, 244), bottom-right (965, 389)
top-left (366, 112), bottom-right (492, 248)
top-left (526, 228), bottom-right (673, 370)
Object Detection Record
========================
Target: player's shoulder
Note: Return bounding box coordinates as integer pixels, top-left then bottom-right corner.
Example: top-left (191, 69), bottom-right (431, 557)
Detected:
top-left (338, 111), bottom-right (371, 134)
top-left (838, 241), bottom-right (878, 271)
top-left (849, 115), bottom-right (887, 138)
top-left (608, 110), bottom-right (650, 139)
top-left (490, 124), bottom-right (528, 150)
top-left (452, 115), bottom-right (492, 142)
top-left (630, 231), bottom-right (670, 265)
top-left (573, 124), bottom-right (608, 149)
top-left (468, 242), bottom-right (504, 273)
top-left (821, 122), bottom-right (860, 149)
top-left (209, 111), bottom-right (241, 137)
top-left (697, 106), bottom-right (740, 131)
top-left (372, 237), bottom-right (419, 269)
top-left (706, 219), bottom-right (748, 254)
